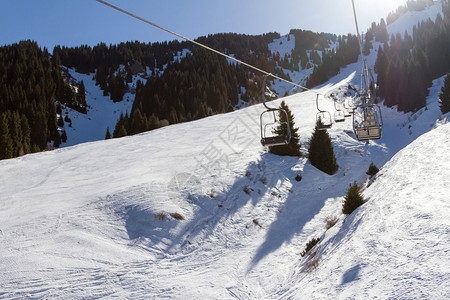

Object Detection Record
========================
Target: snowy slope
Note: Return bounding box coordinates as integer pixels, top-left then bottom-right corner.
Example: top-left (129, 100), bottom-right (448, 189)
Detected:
top-left (60, 68), bottom-right (138, 147)
top-left (279, 121), bottom-right (450, 300)
top-left (387, 2), bottom-right (443, 36)
top-left (1, 2), bottom-right (450, 298)
top-left (1, 61), bottom-right (449, 298)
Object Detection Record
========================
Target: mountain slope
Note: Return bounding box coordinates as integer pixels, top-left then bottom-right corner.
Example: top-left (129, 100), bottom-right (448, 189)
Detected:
top-left (1, 61), bottom-right (448, 298)
top-left (1, 2), bottom-right (449, 297)
top-left (279, 121), bottom-right (450, 299)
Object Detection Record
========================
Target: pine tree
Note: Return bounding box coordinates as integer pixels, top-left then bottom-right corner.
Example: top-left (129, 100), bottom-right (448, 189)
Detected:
top-left (114, 125), bottom-right (127, 138)
top-left (439, 73), bottom-right (450, 114)
top-left (342, 181), bottom-right (365, 215)
top-left (20, 114), bottom-right (31, 154)
top-left (8, 111), bottom-right (23, 157)
top-left (366, 161), bottom-right (380, 177)
top-left (148, 114), bottom-right (159, 130)
top-left (77, 80), bottom-right (87, 113)
top-left (57, 115), bottom-right (64, 127)
top-left (53, 131), bottom-right (61, 148)
top-left (269, 101), bottom-right (301, 157)
top-left (61, 130), bottom-right (67, 143)
top-left (30, 112), bottom-right (48, 151)
top-left (308, 120), bottom-right (338, 175)
top-left (105, 127), bottom-right (111, 139)
top-left (31, 144), bottom-right (41, 153)
top-left (0, 113), bottom-right (13, 159)
top-left (168, 107), bottom-right (178, 124)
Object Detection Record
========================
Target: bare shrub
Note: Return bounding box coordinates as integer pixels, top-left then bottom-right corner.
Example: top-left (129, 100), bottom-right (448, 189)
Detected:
top-left (253, 219), bottom-right (262, 228)
top-left (170, 212), bottom-right (185, 220)
top-left (366, 161), bottom-right (379, 177)
top-left (154, 212), bottom-right (167, 221)
top-left (301, 237), bottom-right (320, 257)
top-left (159, 119), bottom-right (169, 127)
top-left (324, 216), bottom-right (339, 229)
top-left (207, 189), bottom-right (215, 198)
top-left (243, 186), bottom-right (253, 195)
top-left (302, 251), bottom-right (320, 273)
top-left (259, 176), bottom-right (267, 185)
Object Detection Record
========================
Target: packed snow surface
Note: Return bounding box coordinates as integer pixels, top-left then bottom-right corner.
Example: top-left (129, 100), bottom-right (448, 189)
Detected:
top-left (1, 62), bottom-right (449, 298)
top-left (1, 2), bottom-right (449, 298)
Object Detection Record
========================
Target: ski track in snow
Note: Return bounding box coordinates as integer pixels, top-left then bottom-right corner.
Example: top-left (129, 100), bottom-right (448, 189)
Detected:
top-left (1, 4), bottom-right (450, 298)
top-left (1, 67), bottom-right (448, 298)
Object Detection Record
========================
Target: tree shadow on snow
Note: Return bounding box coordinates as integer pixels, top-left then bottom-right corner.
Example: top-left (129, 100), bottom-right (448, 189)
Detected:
top-left (249, 160), bottom-right (344, 270)
top-left (164, 155), bottom-right (274, 254)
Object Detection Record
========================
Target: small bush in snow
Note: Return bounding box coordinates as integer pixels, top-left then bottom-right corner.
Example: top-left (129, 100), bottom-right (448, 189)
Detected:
top-left (259, 176), bottom-right (267, 185)
top-left (324, 216), bottom-right (339, 229)
top-left (342, 181), bottom-right (365, 215)
top-left (207, 189), bottom-right (215, 198)
top-left (366, 161), bottom-right (380, 177)
top-left (301, 237), bottom-right (320, 257)
top-left (243, 186), bottom-right (252, 195)
top-left (253, 219), bottom-right (262, 228)
top-left (302, 253), bottom-right (320, 273)
top-left (170, 212), bottom-right (185, 220)
top-left (154, 212), bottom-right (167, 221)
top-left (295, 173), bottom-right (302, 182)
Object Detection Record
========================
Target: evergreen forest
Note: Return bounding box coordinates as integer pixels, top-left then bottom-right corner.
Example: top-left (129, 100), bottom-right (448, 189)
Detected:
top-left (1, 0), bottom-right (450, 160)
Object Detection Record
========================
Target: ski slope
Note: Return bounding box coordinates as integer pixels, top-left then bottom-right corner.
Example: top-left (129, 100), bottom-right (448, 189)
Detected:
top-left (1, 2), bottom-right (449, 298)
top-left (1, 62), bottom-right (449, 298)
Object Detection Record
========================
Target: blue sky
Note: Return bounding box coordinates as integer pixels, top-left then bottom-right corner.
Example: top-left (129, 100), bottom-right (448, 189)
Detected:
top-left (1, 0), bottom-right (406, 50)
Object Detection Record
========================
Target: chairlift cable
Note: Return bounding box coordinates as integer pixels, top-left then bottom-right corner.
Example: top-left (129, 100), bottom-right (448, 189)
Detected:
top-left (95, 0), bottom-right (320, 96)
top-left (351, 0), bottom-right (371, 103)
top-left (351, 0), bottom-right (383, 141)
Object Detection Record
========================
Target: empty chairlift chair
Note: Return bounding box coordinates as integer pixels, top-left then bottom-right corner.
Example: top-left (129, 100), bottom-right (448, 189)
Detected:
top-left (316, 94), bottom-right (332, 130)
top-left (260, 109), bottom-right (291, 146)
top-left (353, 105), bottom-right (383, 141)
top-left (343, 98), bottom-right (353, 117)
top-left (259, 75), bottom-right (291, 147)
top-left (334, 99), bottom-right (346, 122)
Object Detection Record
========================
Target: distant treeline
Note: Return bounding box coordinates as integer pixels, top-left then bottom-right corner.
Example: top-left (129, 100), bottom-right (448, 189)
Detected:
top-left (7, 7), bottom-right (450, 160)
top-left (50, 31), bottom-right (338, 138)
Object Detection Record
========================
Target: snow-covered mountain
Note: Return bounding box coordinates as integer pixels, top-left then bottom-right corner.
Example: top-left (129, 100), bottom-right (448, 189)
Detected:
top-left (387, 1), bottom-right (443, 36)
top-left (1, 66), bottom-right (449, 298)
top-left (1, 2), bottom-right (449, 299)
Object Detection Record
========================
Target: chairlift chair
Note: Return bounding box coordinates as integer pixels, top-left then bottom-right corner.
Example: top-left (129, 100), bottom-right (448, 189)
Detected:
top-left (343, 98), bottom-right (353, 117)
top-left (259, 75), bottom-right (292, 147)
top-left (334, 99), bottom-right (346, 122)
top-left (316, 94), bottom-right (332, 130)
top-left (352, 103), bottom-right (383, 141)
top-left (350, 0), bottom-right (384, 141)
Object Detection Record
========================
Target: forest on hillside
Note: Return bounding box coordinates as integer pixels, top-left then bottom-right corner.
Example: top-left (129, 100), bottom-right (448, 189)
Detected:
top-left (1, 0), bottom-right (449, 160)
top-left (0, 41), bottom-right (85, 159)
top-left (374, 0), bottom-right (450, 112)
top-left (52, 31), bottom-right (339, 139)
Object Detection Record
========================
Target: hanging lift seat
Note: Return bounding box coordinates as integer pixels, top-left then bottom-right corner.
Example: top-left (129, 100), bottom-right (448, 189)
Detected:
top-left (355, 111), bottom-right (382, 140)
top-left (355, 126), bottom-right (381, 140)
top-left (261, 136), bottom-right (289, 147)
